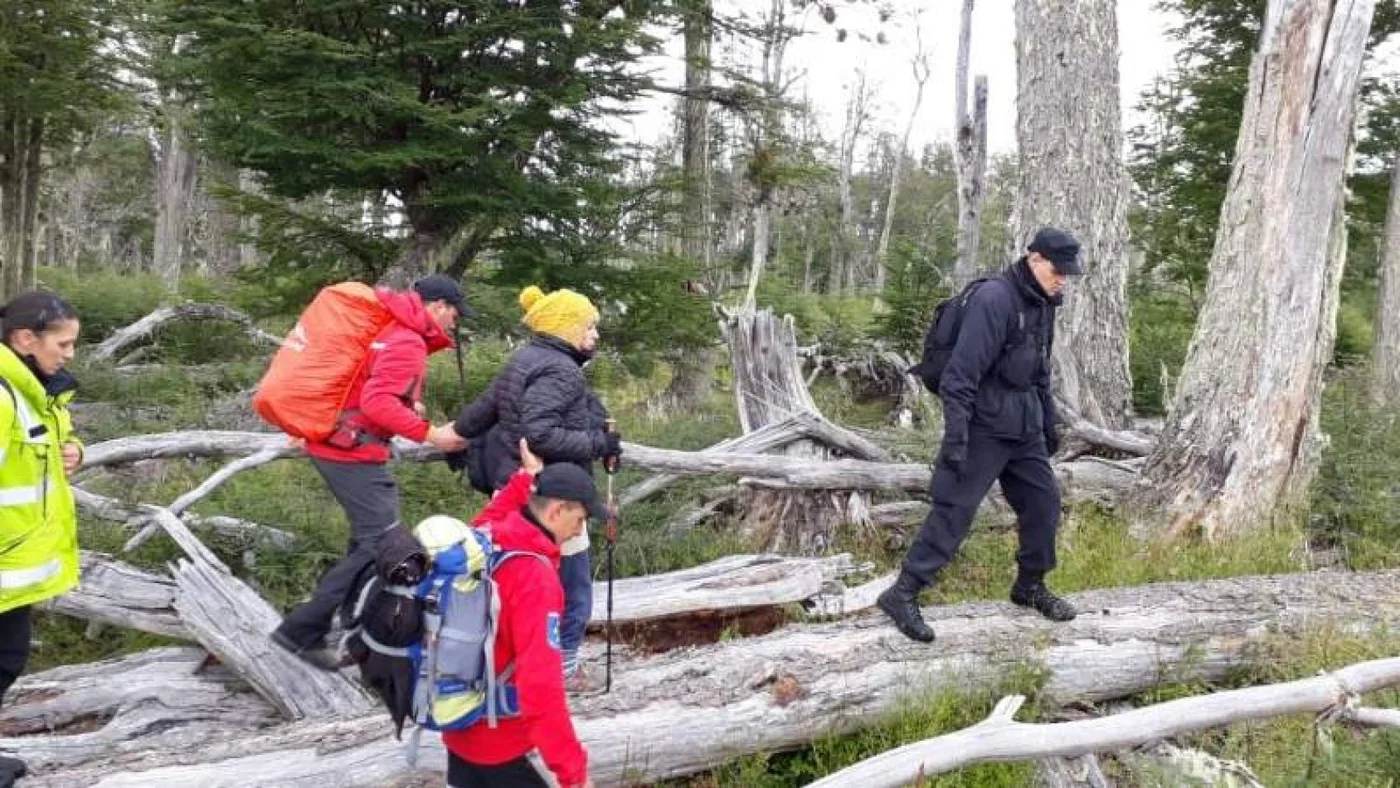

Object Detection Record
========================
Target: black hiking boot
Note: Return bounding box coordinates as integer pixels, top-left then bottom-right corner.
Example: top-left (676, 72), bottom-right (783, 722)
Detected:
top-left (876, 572), bottom-right (936, 643)
top-left (271, 629), bottom-right (352, 671)
top-left (0, 754), bottom-right (27, 788)
top-left (1011, 583), bottom-right (1078, 622)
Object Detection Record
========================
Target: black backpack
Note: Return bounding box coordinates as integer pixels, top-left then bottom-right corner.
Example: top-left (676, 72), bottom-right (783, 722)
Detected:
top-left (909, 277), bottom-right (1023, 396)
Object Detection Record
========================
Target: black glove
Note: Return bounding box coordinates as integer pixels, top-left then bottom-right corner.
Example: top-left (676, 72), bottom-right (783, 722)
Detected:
top-left (937, 440), bottom-right (967, 476)
top-left (602, 431), bottom-right (623, 472)
top-left (444, 448), bottom-right (470, 472)
top-left (1045, 426), bottom-right (1061, 457)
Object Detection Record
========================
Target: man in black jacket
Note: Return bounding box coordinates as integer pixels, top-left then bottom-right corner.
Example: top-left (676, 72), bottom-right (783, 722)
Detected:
top-left (879, 227), bottom-right (1084, 643)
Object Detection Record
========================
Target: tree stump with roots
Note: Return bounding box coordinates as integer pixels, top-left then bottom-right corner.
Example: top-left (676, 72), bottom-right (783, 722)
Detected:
top-left (721, 307), bottom-right (855, 553)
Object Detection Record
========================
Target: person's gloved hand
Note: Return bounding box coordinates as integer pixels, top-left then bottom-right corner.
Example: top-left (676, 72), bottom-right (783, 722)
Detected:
top-left (444, 449), bottom-right (469, 472)
top-left (937, 440), bottom-right (967, 476)
top-left (1045, 425), bottom-right (1061, 457)
top-left (602, 431), bottom-right (623, 472)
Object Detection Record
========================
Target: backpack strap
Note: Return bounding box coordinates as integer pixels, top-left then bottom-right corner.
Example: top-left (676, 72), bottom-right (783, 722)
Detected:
top-left (483, 550), bottom-right (550, 729)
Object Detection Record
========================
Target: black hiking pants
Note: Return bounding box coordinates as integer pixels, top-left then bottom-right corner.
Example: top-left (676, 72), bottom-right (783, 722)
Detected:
top-left (0, 605), bottom-right (32, 705)
top-left (448, 751), bottom-right (552, 788)
top-left (275, 458), bottom-right (400, 650)
top-left (902, 427), bottom-right (1061, 585)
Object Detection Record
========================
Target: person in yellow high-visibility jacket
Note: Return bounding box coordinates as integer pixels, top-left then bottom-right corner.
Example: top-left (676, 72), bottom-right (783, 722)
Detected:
top-left (0, 290), bottom-right (81, 782)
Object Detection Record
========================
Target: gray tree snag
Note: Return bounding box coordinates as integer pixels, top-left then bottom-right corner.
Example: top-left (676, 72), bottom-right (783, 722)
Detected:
top-left (742, 0), bottom-right (797, 309)
top-left (1013, 0), bottom-right (1134, 432)
top-left (1132, 0), bottom-right (1375, 539)
top-left (953, 0), bottom-right (989, 289)
top-left (833, 70), bottom-right (873, 295)
top-left (875, 20), bottom-right (931, 291)
top-left (153, 105), bottom-right (198, 292)
top-left (1370, 157), bottom-right (1400, 407)
top-left (662, 0), bottom-right (719, 410)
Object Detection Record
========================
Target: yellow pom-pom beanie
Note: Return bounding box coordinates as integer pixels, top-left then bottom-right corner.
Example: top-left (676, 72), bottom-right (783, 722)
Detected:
top-left (519, 285), bottom-right (600, 349)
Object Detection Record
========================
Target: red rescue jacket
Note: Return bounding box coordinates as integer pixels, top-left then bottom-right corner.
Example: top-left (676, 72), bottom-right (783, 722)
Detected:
top-left (443, 471), bottom-right (589, 787)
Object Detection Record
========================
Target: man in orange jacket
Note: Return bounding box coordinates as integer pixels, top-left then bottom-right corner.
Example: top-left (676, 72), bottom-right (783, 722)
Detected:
top-left (274, 275), bottom-right (470, 669)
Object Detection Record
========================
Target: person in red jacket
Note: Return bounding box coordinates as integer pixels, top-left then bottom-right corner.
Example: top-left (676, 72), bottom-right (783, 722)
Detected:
top-left (273, 275), bottom-right (471, 669)
top-left (445, 449), bottom-right (600, 788)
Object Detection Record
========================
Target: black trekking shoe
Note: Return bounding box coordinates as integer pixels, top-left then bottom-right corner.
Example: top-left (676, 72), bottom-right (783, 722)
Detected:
top-left (1011, 583), bottom-right (1077, 622)
top-left (271, 629), bottom-right (352, 671)
top-left (876, 573), bottom-right (936, 643)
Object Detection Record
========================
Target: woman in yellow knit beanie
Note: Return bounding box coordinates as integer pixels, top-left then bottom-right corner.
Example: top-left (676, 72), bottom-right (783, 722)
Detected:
top-left (448, 282), bottom-right (617, 690)
top-left (519, 285), bottom-right (600, 352)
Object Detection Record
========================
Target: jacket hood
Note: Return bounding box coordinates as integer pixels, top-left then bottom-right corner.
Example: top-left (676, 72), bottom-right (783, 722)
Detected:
top-left (489, 507), bottom-right (563, 564)
top-left (375, 288), bottom-right (454, 353)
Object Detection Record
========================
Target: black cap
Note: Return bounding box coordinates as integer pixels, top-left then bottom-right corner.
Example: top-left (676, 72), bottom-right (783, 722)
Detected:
top-left (413, 274), bottom-right (476, 317)
top-left (1027, 227), bottom-right (1083, 275)
top-left (533, 463), bottom-right (607, 521)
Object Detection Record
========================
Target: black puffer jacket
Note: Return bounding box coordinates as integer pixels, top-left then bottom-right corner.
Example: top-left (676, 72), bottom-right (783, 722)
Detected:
top-left (454, 335), bottom-right (610, 490)
top-left (939, 259), bottom-right (1058, 449)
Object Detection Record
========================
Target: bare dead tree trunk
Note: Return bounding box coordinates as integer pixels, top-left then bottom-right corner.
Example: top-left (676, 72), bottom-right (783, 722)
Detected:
top-left (953, 0), bottom-right (989, 289)
top-left (664, 0), bottom-right (719, 410)
top-left (832, 71), bottom-right (872, 295)
top-left (1013, 0), bottom-right (1134, 431)
top-left (201, 159), bottom-right (244, 277)
top-left (18, 116), bottom-right (41, 293)
top-left (680, 0), bottom-right (712, 273)
top-left (1131, 0), bottom-right (1375, 539)
top-left (154, 108), bottom-right (198, 292)
top-left (1370, 157), bottom-right (1400, 406)
top-left (875, 22), bottom-right (931, 291)
top-left (742, 0), bottom-right (793, 308)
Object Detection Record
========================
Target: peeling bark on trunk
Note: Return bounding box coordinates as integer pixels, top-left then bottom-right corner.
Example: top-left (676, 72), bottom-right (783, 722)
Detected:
top-left (1131, 0), bottom-right (1375, 539)
top-left (1013, 0), bottom-right (1134, 431)
top-left (18, 571), bottom-right (1400, 786)
top-left (1370, 157), bottom-right (1400, 406)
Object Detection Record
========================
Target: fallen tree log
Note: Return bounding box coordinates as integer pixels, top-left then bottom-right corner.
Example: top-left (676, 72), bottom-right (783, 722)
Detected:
top-left (619, 415), bottom-right (813, 507)
top-left (587, 553), bottom-right (857, 626)
top-left (149, 507), bottom-right (371, 721)
top-left (806, 654), bottom-right (1400, 787)
top-left (73, 486), bottom-right (294, 549)
top-left (80, 430), bottom-right (1138, 498)
top-left (48, 552), bottom-right (866, 643)
top-left (123, 448), bottom-right (287, 553)
top-left (42, 552), bottom-right (187, 640)
top-left (0, 648), bottom-right (276, 771)
top-left (91, 303), bottom-right (284, 363)
top-left (21, 570), bottom-right (1400, 786)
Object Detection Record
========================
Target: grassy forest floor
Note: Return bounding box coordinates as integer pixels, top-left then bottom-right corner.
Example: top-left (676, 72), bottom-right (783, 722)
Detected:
top-left (33, 267), bottom-right (1400, 786)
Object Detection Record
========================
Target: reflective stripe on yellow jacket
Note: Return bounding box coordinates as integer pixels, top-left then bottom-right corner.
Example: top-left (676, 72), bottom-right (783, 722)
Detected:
top-left (0, 345), bottom-right (79, 614)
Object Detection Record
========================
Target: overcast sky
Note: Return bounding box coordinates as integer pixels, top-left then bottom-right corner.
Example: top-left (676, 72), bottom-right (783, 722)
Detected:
top-left (613, 1), bottom-right (1182, 157)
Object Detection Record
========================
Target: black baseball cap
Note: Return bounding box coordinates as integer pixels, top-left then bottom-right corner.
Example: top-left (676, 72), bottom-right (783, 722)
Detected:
top-left (533, 463), bottom-right (607, 521)
top-left (413, 274), bottom-right (476, 317)
top-left (1027, 227), bottom-right (1084, 275)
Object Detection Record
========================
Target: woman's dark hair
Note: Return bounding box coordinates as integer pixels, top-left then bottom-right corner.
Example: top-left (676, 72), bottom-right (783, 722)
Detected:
top-left (0, 290), bottom-right (79, 342)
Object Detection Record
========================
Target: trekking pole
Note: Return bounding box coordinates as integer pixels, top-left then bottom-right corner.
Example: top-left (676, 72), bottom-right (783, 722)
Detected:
top-left (603, 418), bottom-right (619, 694)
